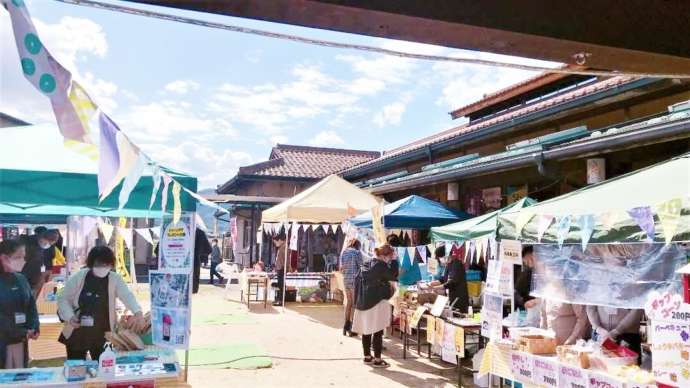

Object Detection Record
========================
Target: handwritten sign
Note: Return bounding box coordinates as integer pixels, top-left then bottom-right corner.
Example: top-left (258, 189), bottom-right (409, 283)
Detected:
top-left (410, 306), bottom-right (427, 329)
top-left (426, 317), bottom-right (436, 345)
top-left (455, 327), bottom-right (465, 358)
top-left (481, 292), bottom-right (503, 340)
top-left (510, 352), bottom-right (534, 384)
top-left (646, 291), bottom-right (690, 387)
top-left (559, 364), bottom-right (588, 388)
top-left (587, 370), bottom-right (624, 388)
top-left (441, 323), bottom-right (457, 364)
top-left (500, 239), bottom-right (522, 265)
top-left (485, 259), bottom-right (514, 296)
top-left (533, 356), bottom-right (559, 387)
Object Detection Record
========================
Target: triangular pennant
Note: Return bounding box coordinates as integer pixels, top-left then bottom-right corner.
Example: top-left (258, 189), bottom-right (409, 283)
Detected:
top-left (579, 214), bottom-right (595, 251)
top-left (100, 223), bottom-right (114, 243)
top-left (135, 228), bottom-right (153, 245)
top-left (555, 215), bottom-right (572, 248)
top-left (627, 206), bottom-right (656, 242)
top-left (657, 198), bottom-right (683, 244)
top-left (183, 186), bottom-right (230, 214)
top-left (600, 211), bottom-right (623, 231)
top-left (514, 212), bottom-right (534, 237)
top-left (120, 228), bottom-right (134, 249)
top-left (463, 241), bottom-right (470, 262)
top-left (475, 239), bottom-right (485, 261)
top-left (118, 153), bottom-right (147, 209)
top-left (536, 215), bottom-right (554, 242)
top-left (407, 247), bottom-right (417, 263)
top-left (97, 113), bottom-right (121, 199)
top-left (149, 226), bottom-right (161, 239)
top-left (417, 245), bottom-right (427, 264)
top-left (102, 131), bottom-right (139, 201)
top-left (149, 165), bottom-right (161, 209)
top-left (160, 174), bottom-right (172, 213)
top-left (172, 181), bottom-right (182, 224)
top-left (469, 241), bottom-right (476, 264)
top-left (489, 236), bottom-right (498, 260)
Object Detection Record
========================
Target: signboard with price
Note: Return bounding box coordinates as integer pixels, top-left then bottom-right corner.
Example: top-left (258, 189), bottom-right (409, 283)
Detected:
top-left (510, 352), bottom-right (534, 384)
top-left (559, 364), bottom-right (588, 388)
top-left (533, 356), bottom-right (559, 387)
top-left (645, 291), bottom-right (690, 387)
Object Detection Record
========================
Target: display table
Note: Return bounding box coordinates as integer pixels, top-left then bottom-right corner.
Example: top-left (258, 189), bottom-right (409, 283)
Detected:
top-left (2, 347), bottom-right (182, 387)
top-left (239, 272), bottom-right (269, 308)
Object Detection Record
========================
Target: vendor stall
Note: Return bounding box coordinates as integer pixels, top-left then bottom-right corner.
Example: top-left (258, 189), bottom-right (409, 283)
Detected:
top-left (261, 175), bottom-right (381, 303)
top-left (476, 153), bottom-right (690, 388)
top-left (349, 194), bottom-right (468, 230)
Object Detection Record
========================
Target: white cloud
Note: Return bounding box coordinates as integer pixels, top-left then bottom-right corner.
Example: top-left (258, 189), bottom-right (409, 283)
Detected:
top-left (309, 130), bottom-right (345, 147)
top-left (164, 80), bottom-right (200, 95)
top-left (270, 135), bottom-right (288, 145)
top-left (373, 94), bottom-right (412, 127)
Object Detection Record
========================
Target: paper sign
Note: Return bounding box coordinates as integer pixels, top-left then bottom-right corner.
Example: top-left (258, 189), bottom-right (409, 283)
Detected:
top-left (533, 356), bottom-right (559, 387)
top-left (588, 370), bottom-right (624, 388)
top-left (485, 259), bottom-right (514, 296)
top-left (455, 327), bottom-right (465, 358)
top-left (510, 352), bottom-right (534, 384)
top-left (499, 239), bottom-right (522, 265)
top-left (426, 317), bottom-right (436, 345)
top-left (481, 292), bottom-right (503, 340)
top-left (441, 323), bottom-right (457, 364)
top-left (649, 319), bottom-right (690, 387)
top-left (159, 213), bottom-right (194, 270)
top-left (645, 290), bottom-right (689, 323)
top-left (435, 318), bottom-right (445, 351)
top-left (431, 295), bottom-right (448, 317)
top-left (410, 306), bottom-right (427, 328)
top-left (559, 364), bottom-right (588, 388)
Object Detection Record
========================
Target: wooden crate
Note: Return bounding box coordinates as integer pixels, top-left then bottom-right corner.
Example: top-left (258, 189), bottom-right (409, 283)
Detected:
top-left (517, 335), bottom-right (556, 355)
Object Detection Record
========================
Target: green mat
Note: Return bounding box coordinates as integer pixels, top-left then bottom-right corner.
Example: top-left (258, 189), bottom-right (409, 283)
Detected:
top-left (178, 344), bottom-right (272, 369)
top-left (192, 313), bottom-right (256, 326)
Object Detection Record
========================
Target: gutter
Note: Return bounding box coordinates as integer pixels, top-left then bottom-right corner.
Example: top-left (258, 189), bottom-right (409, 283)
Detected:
top-left (369, 117), bottom-right (690, 194)
top-left (345, 78), bottom-right (660, 179)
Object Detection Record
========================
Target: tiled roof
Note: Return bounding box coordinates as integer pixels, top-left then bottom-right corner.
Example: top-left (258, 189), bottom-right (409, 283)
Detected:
top-left (239, 144), bottom-right (380, 179)
top-left (345, 76), bottom-right (636, 175)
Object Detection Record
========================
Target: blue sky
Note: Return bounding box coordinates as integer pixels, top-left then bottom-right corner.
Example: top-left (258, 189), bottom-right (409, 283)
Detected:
top-left (1, 0), bottom-right (557, 189)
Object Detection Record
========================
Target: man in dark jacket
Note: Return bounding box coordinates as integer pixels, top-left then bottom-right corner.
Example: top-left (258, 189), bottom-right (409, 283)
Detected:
top-left (193, 229), bottom-right (212, 294)
top-left (443, 248), bottom-right (470, 313)
top-left (514, 245), bottom-right (536, 310)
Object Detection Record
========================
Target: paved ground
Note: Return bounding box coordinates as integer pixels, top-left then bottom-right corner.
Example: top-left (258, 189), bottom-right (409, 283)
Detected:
top-left (183, 267), bottom-right (471, 387)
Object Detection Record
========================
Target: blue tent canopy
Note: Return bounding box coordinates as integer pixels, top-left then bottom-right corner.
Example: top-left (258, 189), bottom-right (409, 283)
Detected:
top-left (349, 195), bottom-right (469, 229)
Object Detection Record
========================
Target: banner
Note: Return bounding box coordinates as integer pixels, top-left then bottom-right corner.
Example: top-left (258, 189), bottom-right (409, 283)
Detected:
top-left (153, 212), bottom-right (195, 349)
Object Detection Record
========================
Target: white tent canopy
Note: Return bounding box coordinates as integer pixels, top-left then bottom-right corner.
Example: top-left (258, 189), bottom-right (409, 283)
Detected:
top-left (261, 175), bottom-right (381, 224)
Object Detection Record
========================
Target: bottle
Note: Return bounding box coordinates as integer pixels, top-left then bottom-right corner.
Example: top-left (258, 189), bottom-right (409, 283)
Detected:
top-left (98, 342), bottom-right (116, 378)
top-left (85, 350), bottom-right (92, 361)
top-left (162, 314), bottom-right (172, 342)
top-left (468, 306), bottom-right (473, 317)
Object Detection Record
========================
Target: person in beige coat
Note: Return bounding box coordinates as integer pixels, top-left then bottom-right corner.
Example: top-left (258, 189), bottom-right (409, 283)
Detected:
top-left (58, 246), bottom-right (144, 359)
top-left (540, 299), bottom-right (590, 345)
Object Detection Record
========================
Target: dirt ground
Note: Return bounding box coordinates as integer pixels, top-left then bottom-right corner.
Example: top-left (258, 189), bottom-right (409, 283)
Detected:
top-left (182, 268), bottom-right (474, 388)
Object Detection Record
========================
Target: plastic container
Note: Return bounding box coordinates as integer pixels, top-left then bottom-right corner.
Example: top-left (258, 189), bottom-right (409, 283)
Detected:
top-left (98, 342), bottom-right (116, 378)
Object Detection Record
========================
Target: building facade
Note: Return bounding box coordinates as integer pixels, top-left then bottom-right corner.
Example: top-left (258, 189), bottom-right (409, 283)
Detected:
top-left (342, 75), bottom-right (690, 218)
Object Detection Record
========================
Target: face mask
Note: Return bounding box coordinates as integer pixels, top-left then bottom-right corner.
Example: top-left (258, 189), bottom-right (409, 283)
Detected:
top-left (39, 242), bottom-right (52, 250)
top-left (8, 259), bottom-right (25, 273)
top-left (92, 267), bottom-right (112, 278)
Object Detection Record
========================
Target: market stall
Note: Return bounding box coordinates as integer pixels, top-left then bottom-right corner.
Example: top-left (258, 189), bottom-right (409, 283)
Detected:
top-left (261, 174), bottom-right (381, 303)
top-left (474, 153), bottom-right (690, 388)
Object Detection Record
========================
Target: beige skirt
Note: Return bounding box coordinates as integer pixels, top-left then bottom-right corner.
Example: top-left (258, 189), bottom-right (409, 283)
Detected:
top-left (5, 342), bottom-right (24, 369)
top-left (352, 300), bottom-right (391, 335)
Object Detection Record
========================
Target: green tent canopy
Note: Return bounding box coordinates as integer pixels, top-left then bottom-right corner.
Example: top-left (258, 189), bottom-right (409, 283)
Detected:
top-left (497, 153), bottom-right (690, 244)
top-left (0, 124), bottom-right (197, 223)
top-left (431, 197), bottom-right (536, 242)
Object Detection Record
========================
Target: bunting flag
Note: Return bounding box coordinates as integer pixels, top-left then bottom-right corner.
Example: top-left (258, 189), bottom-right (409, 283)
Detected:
top-left (172, 181), bottom-right (182, 224)
top-left (119, 227), bottom-right (134, 249)
top-left (99, 223), bottom-right (114, 243)
top-left (657, 198), bottom-right (683, 244)
top-left (134, 228), bottom-right (153, 245)
top-left (160, 174), bottom-right (172, 213)
top-left (118, 153), bottom-right (147, 209)
top-left (475, 239), bottom-right (485, 261)
top-left (417, 245), bottom-right (428, 264)
top-left (627, 206), bottom-right (656, 242)
top-left (407, 247), bottom-right (417, 263)
top-left (98, 113), bottom-right (121, 198)
top-left (5, 0), bottom-right (89, 142)
top-left (395, 247), bottom-right (406, 266)
top-left (463, 241), bottom-right (470, 262)
top-left (555, 215), bottom-right (572, 248)
top-left (514, 212), bottom-right (534, 237)
top-left (150, 226), bottom-right (161, 239)
top-left (469, 241), bottom-right (476, 264)
top-left (600, 211), bottom-right (624, 231)
top-left (81, 217), bottom-right (99, 238)
top-left (489, 236), bottom-right (498, 260)
top-left (536, 215), bottom-right (554, 242)
top-left (149, 166), bottom-right (161, 209)
top-left (578, 214), bottom-right (595, 251)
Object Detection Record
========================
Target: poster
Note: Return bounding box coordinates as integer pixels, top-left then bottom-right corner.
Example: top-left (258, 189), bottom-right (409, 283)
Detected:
top-left (588, 370), bottom-right (624, 388)
top-left (431, 295), bottom-right (448, 317)
top-left (441, 323), bottom-right (457, 364)
top-left (151, 307), bottom-right (189, 349)
top-left (150, 271), bottom-right (190, 309)
top-left (510, 352), bottom-right (534, 384)
top-left (485, 259), bottom-right (513, 296)
top-left (533, 356), bottom-right (559, 387)
top-left (499, 239), bottom-right (522, 265)
top-left (481, 292), bottom-right (503, 339)
top-left (410, 306), bottom-right (427, 329)
top-left (159, 213), bottom-right (194, 270)
top-left (153, 212), bottom-right (195, 350)
top-left (587, 158), bottom-right (606, 184)
top-left (455, 327), bottom-right (465, 358)
top-left (559, 364), bottom-right (588, 388)
top-left (645, 291), bottom-right (690, 387)
top-left (426, 317), bottom-right (436, 345)
top-left (482, 187), bottom-right (502, 209)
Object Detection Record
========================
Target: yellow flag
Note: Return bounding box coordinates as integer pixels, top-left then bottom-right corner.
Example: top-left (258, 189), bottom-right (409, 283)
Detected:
top-left (478, 342), bottom-right (493, 375)
top-left (426, 317), bottom-right (435, 345)
top-left (69, 81), bottom-right (97, 136)
top-left (657, 198), bottom-right (683, 244)
top-left (115, 217), bottom-right (131, 283)
top-left (172, 181), bottom-right (182, 224)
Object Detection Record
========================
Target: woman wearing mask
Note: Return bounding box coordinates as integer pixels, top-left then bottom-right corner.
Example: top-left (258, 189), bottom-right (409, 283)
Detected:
top-left (540, 300), bottom-right (590, 345)
top-left (0, 240), bottom-right (40, 369)
top-left (339, 239), bottom-right (363, 336)
top-left (58, 246), bottom-right (145, 359)
top-left (352, 243), bottom-right (397, 368)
